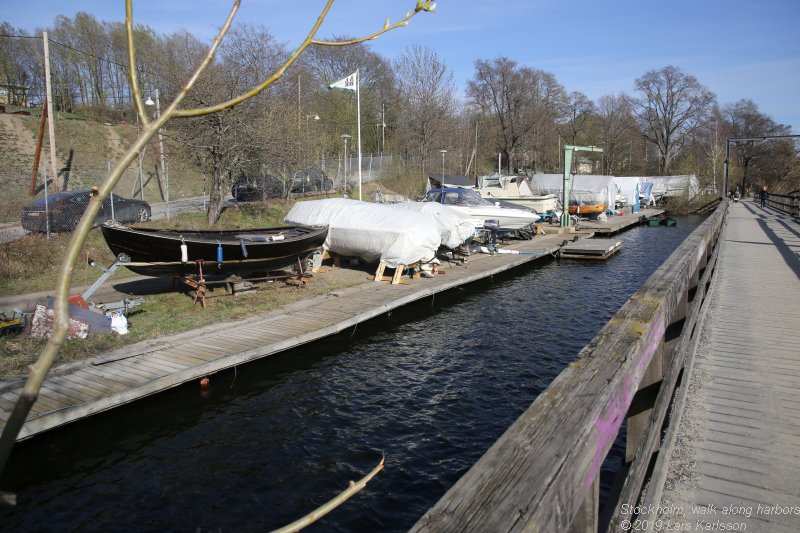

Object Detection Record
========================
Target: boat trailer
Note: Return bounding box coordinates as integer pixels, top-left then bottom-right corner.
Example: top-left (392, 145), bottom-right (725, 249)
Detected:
top-left (74, 253), bottom-right (144, 314)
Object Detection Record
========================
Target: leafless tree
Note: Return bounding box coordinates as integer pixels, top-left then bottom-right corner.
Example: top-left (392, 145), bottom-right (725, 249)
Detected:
top-left (632, 65), bottom-right (716, 175)
top-left (595, 93), bottom-right (636, 175)
top-left (698, 107), bottom-right (728, 193)
top-left (724, 99), bottom-right (791, 190)
top-left (394, 44), bottom-right (455, 176)
top-left (561, 91), bottom-right (595, 146)
top-left (468, 57), bottom-right (566, 174)
top-left (0, 24), bottom-right (38, 105)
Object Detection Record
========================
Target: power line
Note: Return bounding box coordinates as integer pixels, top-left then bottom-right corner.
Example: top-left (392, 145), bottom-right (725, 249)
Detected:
top-left (1, 32), bottom-right (163, 80)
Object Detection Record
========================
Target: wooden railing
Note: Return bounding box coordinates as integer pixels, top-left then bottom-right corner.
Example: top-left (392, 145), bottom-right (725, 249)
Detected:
top-left (412, 202), bottom-right (728, 533)
top-left (763, 191), bottom-right (799, 217)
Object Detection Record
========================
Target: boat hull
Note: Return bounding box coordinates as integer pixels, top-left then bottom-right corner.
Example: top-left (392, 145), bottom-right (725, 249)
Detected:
top-left (445, 206), bottom-right (538, 229)
top-left (101, 224), bottom-right (328, 277)
top-left (568, 203), bottom-right (606, 216)
top-left (478, 191), bottom-right (558, 213)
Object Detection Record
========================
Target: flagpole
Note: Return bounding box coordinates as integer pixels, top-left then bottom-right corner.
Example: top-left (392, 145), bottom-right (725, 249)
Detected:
top-left (356, 69), bottom-right (362, 201)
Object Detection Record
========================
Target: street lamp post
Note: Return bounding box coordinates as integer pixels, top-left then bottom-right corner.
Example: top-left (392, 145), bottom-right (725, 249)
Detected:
top-left (305, 114), bottom-right (319, 166)
top-left (439, 149), bottom-right (447, 177)
top-left (148, 89), bottom-right (169, 219)
top-left (341, 134), bottom-right (351, 195)
top-left (136, 96), bottom-right (156, 200)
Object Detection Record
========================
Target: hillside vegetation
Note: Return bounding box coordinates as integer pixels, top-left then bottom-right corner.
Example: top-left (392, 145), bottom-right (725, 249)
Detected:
top-left (0, 112), bottom-right (204, 223)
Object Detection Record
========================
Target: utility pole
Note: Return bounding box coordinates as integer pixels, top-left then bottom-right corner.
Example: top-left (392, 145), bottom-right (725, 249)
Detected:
top-left (42, 32), bottom-right (59, 191)
top-left (154, 89), bottom-right (169, 218)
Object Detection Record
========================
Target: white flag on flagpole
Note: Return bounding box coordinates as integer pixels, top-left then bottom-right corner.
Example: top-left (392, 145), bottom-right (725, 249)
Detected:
top-left (330, 70), bottom-right (362, 200)
top-left (329, 71), bottom-right (357, 91)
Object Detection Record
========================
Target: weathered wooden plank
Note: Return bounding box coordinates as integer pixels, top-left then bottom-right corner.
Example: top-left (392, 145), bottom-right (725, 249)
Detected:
top-left (97, 359), bottom-right (168, 379)
top-left (149, 350), bottom-right (208, 369)
top-left (123, 354), bottom-right (188, 373)
top-left (80, 365), bottom-right (147, 388)
top-left (38, 383), bottom-right (95, 406)
top-left (0, 393), bottom-right (19, 412)
top-left (58, 373), bottom-right (124, 397)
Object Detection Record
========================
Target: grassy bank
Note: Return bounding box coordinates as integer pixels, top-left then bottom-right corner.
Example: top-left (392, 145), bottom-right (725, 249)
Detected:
top-left (0, 198), bottom-right (373, 379)
top-left (0, 265), bottom-right (367, 380)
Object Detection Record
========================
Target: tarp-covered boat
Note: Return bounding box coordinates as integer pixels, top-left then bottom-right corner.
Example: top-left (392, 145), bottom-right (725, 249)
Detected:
top-left (420, 187), bottom-right (540, 229)
top-left (101, 223), bottom-right (328, 277)
top-left (393, 201), bottom-right (476, 249)
top-left (285, 198), bottom-right (441, 267)
top-left (476, 174), bottom-right (559, 212)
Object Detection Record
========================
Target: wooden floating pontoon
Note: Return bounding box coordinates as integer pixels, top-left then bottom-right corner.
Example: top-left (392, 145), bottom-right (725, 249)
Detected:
top-left (559, 238), bottom-right (621, 260)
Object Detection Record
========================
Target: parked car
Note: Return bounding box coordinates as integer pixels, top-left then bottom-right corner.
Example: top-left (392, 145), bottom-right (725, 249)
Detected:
top-left (290, 167), bottom-right (333, 194)
top-left (231, 174), bottom-right (284, 202)
top-left (21, 190), bottom-right (151, 233)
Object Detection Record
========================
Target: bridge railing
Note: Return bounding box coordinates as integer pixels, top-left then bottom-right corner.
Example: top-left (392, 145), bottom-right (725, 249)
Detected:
top-left (764, 191), bottom-right (799, 217)
top-left (412, 202), bottom-right (728, 533)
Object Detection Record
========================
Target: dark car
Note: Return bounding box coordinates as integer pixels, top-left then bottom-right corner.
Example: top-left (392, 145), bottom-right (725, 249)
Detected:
top-left (21, 190), bottom-right (151, 233)
top-left (232, 174), bottom-right (284, 202)
top-left (290, 168), bottom-right (333, 194)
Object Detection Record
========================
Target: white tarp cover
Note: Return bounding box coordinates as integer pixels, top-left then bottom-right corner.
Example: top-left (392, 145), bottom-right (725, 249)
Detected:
top-left (393, 201), bottom-right (475, 249)
top-left (640, 175), bottom-right (699, 199)
top-left (285, 198), bottom-right (440, 267)
top-left (529, 174), bottom-right (613, 208)
top-left (611, 176), bottom-right (641, 206)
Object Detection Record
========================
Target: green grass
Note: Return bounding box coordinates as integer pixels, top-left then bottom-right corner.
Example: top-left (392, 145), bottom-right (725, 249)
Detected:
top-left (0, 199), bottom-right (369, 379)
top-left (0, 268), bottom-right (365, 379)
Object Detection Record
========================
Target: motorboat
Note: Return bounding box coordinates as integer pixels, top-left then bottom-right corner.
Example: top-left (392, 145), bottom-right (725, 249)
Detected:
top-left (421, 187), bottom-right (540, 229)
top-left (476, 174), bottom-right (558, 212)
top-left (101, 222), bottom-right (328, 277)
top-left (568, 190), bottom-right (606, 216)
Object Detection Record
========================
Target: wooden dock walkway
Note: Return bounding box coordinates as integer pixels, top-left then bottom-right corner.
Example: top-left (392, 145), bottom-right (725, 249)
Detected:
top-left (0, 233), bottom-right (571, 441)
top-left (652, 200), bottom-right (800, 532)
top-left (576, 207), bottom-right (664, 234)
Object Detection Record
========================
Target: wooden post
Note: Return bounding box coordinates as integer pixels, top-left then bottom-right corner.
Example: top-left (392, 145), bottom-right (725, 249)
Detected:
top-left (626, 340), bottom-right (664, 462)
top-left (30, 98), bottom-right (48, 195)
top-left (43, 31), bottom-right (59, 191)
top-left (569, 475), bottom-right (599, 533)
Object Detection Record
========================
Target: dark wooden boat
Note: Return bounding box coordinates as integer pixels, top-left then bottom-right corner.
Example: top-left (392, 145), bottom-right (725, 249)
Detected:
top-left (101, 223), bottom-right (328, 277)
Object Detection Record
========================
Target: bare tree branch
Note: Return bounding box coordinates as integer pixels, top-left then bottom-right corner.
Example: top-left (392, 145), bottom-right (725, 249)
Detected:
top-left (270, 456), bottom-right (385, 533)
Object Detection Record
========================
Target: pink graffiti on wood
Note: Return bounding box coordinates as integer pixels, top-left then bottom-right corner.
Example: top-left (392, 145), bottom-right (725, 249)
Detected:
top-left (585, 309), bottom-right (666, 491)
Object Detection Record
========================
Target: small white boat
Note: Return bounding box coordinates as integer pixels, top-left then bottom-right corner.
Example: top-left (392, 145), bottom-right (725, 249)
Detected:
top-left (421, 187), bottom-right (540, 230)
top-left (477, 174), bottom-right (559, 212)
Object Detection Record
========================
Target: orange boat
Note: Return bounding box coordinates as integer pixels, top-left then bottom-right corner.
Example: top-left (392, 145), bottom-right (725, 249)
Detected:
top-left (567, 190), bottom-right (606, 216)
top-left (568, 203), bottom-right (606, 215)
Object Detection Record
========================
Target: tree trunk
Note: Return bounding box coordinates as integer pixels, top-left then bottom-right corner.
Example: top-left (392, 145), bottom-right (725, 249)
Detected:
top-left (207, 169), bottom-right (225, 226)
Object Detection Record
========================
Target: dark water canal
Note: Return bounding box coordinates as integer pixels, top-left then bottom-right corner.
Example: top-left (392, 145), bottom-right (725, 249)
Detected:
top-left (1, 216), bottom-right (704, 532)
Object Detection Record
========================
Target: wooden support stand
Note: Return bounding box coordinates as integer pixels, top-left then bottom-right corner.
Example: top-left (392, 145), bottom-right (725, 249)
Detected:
top-left (372, 262), bottom-right (411, 285)
top-left (180, 260), bottom-right (207, 308)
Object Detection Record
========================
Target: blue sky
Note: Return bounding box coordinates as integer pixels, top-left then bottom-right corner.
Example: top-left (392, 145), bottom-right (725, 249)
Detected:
top-left (5, 0), bottom-right (800, 131)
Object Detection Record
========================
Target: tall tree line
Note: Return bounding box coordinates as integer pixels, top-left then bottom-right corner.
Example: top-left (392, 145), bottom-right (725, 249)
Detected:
top-left (1, 13), bottom-right (797, 207)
